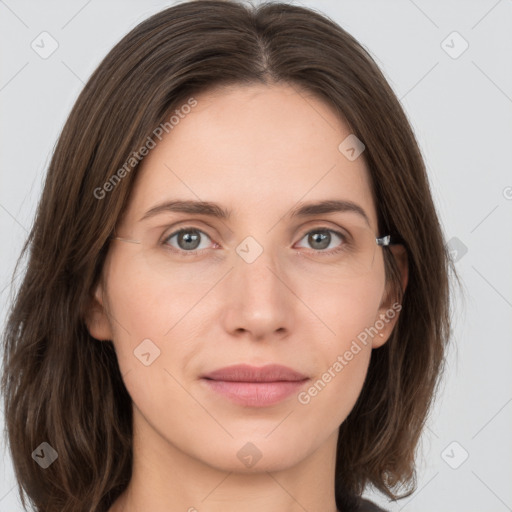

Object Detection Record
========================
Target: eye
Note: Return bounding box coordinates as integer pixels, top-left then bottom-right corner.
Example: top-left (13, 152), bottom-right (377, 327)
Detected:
top-left (161, 225), bottom-right (348, 257)
top-left (162, 227), bottom-right (216, 255)
top-left (294, 227), bottom-right (347, 255)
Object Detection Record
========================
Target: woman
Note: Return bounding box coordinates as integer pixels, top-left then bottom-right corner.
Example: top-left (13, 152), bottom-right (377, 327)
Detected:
top-left (1, 1), bottom-right (457, 511)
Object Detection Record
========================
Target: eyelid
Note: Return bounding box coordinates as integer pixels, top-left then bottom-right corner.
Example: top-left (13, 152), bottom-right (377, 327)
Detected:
top-left (159, 220), bottom-right (219, 244)
top-left (296, 221), bottom-right (350, 238)
top-left (295, 226), bottom-right (345, 243)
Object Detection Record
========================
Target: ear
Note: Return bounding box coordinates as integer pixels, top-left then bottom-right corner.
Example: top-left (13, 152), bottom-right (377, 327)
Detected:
top-left (372, 244), bottom-right (408, 348)
top-left (83, 280), bottom-right (114, 341)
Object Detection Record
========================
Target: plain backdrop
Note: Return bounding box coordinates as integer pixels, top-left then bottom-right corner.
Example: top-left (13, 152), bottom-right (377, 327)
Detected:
top-left (1, 1), bottom-right (511, 511)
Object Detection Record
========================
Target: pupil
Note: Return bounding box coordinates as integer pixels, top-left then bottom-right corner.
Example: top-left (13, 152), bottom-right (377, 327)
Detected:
top-left (179, 230), bottom-right (200, 250)
top-left (310, 231), bottom-right (330, 250)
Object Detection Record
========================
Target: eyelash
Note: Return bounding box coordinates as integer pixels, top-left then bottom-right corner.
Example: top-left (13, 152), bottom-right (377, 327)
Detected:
top-left (161, 225), bottom-right (349, 257)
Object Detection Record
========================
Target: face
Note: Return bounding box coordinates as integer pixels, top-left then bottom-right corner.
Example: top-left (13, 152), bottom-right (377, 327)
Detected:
top-left (86, 83), bottom-right (406, 474)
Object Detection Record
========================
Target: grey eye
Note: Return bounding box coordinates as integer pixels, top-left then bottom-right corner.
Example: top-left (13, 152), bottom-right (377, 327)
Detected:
top-left (296, 228), bottom-right (345, 252)
top-left (164, 228), bottom-right (212, 252)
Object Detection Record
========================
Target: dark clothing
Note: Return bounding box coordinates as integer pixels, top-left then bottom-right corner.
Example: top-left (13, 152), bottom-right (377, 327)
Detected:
top-left (357, 497), bottom-right (388, 511)
top-left (335, 486), bottom-right (388, 512)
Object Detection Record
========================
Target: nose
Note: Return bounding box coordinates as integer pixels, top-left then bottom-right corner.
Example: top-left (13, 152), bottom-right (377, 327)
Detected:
top-left (220, 238), bottom-right (293, 342)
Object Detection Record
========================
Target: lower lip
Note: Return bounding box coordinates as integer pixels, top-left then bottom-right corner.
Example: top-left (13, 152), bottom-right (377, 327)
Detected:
top-left (201, 379), bottom-right (309, 407)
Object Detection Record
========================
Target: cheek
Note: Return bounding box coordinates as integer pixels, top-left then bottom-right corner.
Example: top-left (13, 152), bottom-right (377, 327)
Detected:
top-left (296, 262), bottom-right (385, 347)
top-left (290, 269), bottom-right (385, 420)
top-left (105, 248), bottom-right (206, 335)
top-left (102, 252), bottom-right (167, 363)
top-left (104, 252), bottom-right (216, 376)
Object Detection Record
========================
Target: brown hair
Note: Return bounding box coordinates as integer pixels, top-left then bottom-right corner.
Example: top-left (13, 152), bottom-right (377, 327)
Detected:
top-left (1, 1), bottom-right (459, 510)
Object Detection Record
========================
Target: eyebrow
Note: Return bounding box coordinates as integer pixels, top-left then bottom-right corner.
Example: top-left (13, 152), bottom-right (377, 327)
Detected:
top-left (139, 199), bottom-right (370, 226)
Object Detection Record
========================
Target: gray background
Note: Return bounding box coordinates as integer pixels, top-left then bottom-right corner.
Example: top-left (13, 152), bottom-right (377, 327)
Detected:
top-left (1, 0), bottom-right (511, 510)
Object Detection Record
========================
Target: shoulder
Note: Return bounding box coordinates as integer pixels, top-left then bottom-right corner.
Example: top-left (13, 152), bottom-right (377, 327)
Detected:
top-left (356, 497), bottom-right (389, 512)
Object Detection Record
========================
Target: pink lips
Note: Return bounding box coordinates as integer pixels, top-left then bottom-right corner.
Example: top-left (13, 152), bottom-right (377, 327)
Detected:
top-left (201, 364), bottom-right (309, 407)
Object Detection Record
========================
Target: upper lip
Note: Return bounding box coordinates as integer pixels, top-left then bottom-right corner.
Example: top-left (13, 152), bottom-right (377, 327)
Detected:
top-left (201, 364), bottom-right (308, 382)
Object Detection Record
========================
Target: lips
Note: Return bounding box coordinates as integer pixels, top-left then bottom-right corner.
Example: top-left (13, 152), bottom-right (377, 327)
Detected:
top-left (200, 364), bottom-right (309, 407)
top-left (201, 364), bottom-right (308, 382)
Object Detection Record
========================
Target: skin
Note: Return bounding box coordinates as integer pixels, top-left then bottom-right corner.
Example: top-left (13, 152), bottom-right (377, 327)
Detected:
top-left (86, 83), bottom-right (408, 512)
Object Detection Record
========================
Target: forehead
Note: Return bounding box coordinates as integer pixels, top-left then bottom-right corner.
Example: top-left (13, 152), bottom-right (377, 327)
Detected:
top-left (122, 83), bottom-right (378, 231)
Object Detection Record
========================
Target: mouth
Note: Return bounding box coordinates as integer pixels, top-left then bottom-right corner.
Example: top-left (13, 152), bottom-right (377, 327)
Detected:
top-left (200, 364), bottom-right (310, 407)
